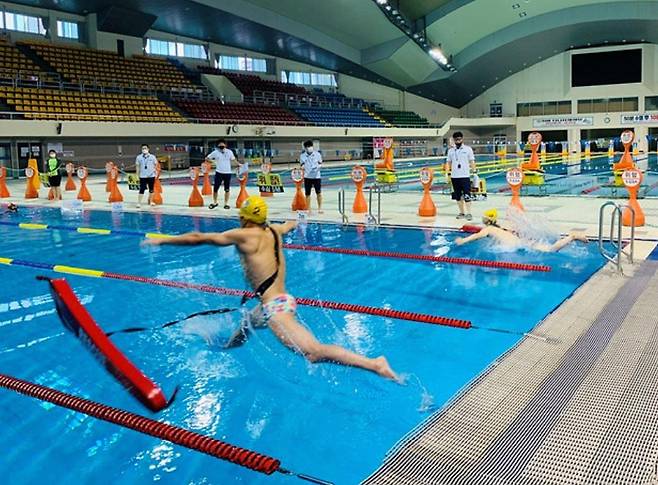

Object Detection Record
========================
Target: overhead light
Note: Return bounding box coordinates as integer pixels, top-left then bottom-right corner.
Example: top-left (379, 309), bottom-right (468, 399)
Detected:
top-left (429, 47), bottom-right (448, 64)
top-left (376, 0), bottom-right (387, 4)
top-left (413, 33), bottom-right (419, 39)
top-left (519, 11), bottom-right (527, 17)
top-left (385, 5), bottom-right (391, 10)
top-left (392, 9), bottom-right (397, 14)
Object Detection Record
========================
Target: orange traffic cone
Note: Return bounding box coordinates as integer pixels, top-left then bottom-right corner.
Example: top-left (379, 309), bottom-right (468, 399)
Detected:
top-left (105, 162), bottom-right (114, 192)
top-left (235, 170), bottom-right (249, 208)
top-left (65, 163), bottom-right (77, 191)
top-left (188, 168), bottom-right (204, 207)
top-left (351, 165), bottom-right (368, 214)
top-left (201, 161), bottom-right (212, 196)
top-left (291, 168), bottom-right (307, 211)
top-left (108, 167), bottom-right (123, 203)
top-left (0, 167), bottom-right (10, 198)
top-left (28, 159), bottom-right (40, 190)
top-left (24, 167), bottom-right (39, 199)
top-left (77, 167), bottom-right (92, 202)
top-left (152, 162), bottom-right (163, 205)
top-left (621, 168), bottom-right (645, 227)
top-left (507, 167), bottom-right (524, 212)
top-left (418, 167), bottom-right (437, 217)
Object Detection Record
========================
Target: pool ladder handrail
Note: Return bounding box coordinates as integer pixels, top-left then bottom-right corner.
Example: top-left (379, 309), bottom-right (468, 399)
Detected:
top-left (338, 187), bottom-right (349, 225)
top-left (598, 201), bottom-right (635, 273)
top-left (367, 185), bottom-right (382, 226)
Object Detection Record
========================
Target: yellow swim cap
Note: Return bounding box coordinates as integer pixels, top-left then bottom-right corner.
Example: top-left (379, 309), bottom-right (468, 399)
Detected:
top-left (483, 208), bottom-right (498, 221)
top-left (239, 195), bottom-right (268, 225)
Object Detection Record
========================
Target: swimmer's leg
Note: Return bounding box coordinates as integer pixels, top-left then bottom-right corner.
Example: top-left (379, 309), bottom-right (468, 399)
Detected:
top-left (268, 313), bottom-right (400, 382)
top-left (225, 305), bottom-right (266, 348)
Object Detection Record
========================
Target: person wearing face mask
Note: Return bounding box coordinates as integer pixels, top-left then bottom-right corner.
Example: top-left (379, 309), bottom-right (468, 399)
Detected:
top-left (445, 131), bottom-right (476, 220)
top-left (45, 149), bottom-right (63, 201)
top-left (206, 139), bottom-right (237, 210)
top-left (135, 143), bottom-right (158, 208)
top-left (299, 140), bottom-right (323, 213)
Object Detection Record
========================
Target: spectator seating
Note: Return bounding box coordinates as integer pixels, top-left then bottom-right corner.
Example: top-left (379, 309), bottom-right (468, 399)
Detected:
top-left (372, 108), bottom-right (431, 127)
top-left (176, 100), bottom-right (304, 124)
top-left (0, 86), bottom-right (187, 122)
top-left (198, 67), bottom-right (307, 96)
top-left (19, 41), bottom-right (192, 90)
top-left (0, 39), bottom-right (42, 77)
top-left (292, 106), bottom-right (384, 127)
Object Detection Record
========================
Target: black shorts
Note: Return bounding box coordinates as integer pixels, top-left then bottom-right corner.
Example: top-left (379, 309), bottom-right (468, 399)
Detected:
top-left (304, 178), bottom-right (321, 196)
top-left (139, 177), bottom-right (155, 194)
top-left (214, 172), bottom-right (231, 193)
top-left (451, 177), bottom-right (471, 201)
top-left (48, 175), bottom-right (62, 188)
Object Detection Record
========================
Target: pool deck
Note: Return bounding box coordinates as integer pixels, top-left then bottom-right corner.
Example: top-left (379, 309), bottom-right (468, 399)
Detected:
top-left (4, 173), bottom-right (658, 485)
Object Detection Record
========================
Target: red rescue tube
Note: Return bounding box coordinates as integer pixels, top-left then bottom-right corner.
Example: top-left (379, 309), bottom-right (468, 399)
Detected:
top-left (460, 225), bottom-right (482, 233)
top-left (43, 277), bottom-right (171, 412)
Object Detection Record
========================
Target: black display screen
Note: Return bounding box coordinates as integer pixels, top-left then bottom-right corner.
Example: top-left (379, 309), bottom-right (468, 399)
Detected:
top-left (571, 49), bottom-right (642, 87)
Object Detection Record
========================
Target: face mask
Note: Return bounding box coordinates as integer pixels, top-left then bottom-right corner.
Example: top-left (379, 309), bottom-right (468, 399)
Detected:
top-left (219, 146), bottom-right (226, 151)
top-left (455, 142), bottom-right (462, 148)
top-left (306, 147), bottom-right (314, 153)
top-left (142, 149), bottom-right (149, 154)
top-left (49, 153), bottom-right (56, 158)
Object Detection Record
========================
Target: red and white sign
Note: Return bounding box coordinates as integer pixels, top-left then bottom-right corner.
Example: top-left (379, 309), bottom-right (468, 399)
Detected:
top-left (66, 162), bottom-right (74, 174)
top-left (189, 168), bottom-right (197, 180)
top-left (25, 167), bottom-right (34, 178)
top-left (77, 167), bottom-right (87, 179)
top-left (351, 166), bottom-right (366, 183)
top-left (528, 132), bottom-right (542, 147)
top-left (383, 137), bottom-right (393, 149)
top-left (261, 162), bottom-right (271, 175)
top-left (622, 168), bottom-right (642, 188)
top-left (506, 167), bottom-right (523, 187)
top-left (620, 130), bottom-right (634, 146)
top-left (419, 167), bottom-right (432, 185)
top-left (291, 168), bottom-right (303, 183)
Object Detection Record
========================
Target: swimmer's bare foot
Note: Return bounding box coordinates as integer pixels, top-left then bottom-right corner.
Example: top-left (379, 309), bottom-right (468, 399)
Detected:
top-left (374, 356), bottom-right (401, 383)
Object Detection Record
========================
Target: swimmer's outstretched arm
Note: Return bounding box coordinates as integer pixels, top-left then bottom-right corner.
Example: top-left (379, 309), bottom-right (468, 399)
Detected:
top-left (455, 227), bottom-right (490, 246)
top-left (272, 221), bottom-right (298, 234)
top-left (144, 230), bottom-right (245, 247)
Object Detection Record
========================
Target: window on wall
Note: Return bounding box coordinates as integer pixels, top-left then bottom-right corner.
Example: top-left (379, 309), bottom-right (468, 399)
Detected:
top-left (145, 38), bottom-right (207, 60)
top-left (281, 70), bottom-right (336, 87)
top-left (516, 100), bottom-right (572, 117)
top-left (646, 96), bottom-right (658, 111)
top-left (57, 20), bottom-right (79, 40)
top-left (2, 11), bottom-right (46, 35)
top-left (216, 55), bottom-right (267, 73)
top-left (577, 97), bottom-right (638, 113)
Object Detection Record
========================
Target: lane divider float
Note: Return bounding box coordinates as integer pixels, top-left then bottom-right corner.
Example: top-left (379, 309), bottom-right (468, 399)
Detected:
top-left (0, 257), bottom-right (471, 329)
top-left (0, 221), bottom-right (551, 272)
top-left (0, 373), bottom-right (331, 484)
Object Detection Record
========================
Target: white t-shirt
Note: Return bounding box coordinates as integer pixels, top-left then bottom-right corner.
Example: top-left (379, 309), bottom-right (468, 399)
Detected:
top-left (447, 145), bottom-right (475, 179)
top-left (136, 153), bottom-right (157, 178)
top-left (300, 150), bottom-right (322, 179)
top-left (207, 148), bottom-right (236, 174)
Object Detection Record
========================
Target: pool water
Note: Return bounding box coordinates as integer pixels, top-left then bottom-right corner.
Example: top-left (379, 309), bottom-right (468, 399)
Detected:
top-left (0, 207), bottom-right (605, 484)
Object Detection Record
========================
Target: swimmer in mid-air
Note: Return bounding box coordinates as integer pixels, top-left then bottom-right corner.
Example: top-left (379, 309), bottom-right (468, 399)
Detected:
top-left (3, 203), bottom-right (18, 214)
top-left (145, 196), bottom-right (399, 381)
top-left (455, 209), bottom-right (588, 252)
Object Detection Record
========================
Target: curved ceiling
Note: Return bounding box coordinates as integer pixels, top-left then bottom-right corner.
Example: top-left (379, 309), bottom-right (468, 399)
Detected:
top-left (8, 0), bottom-right (658, 107)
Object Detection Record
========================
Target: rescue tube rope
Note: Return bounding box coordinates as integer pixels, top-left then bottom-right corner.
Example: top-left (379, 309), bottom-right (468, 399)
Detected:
top-left (0, 373), bottom-right (332, 484)
top-left (0, 221), bottom-right (551, 272)
top-left (0, 257), bottom-right (471, 329)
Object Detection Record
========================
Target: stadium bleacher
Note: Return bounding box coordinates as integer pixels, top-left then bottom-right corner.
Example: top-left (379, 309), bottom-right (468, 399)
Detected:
top-left (292, 106), bottom-right (385, 127)
top-left (176, 100), bottom-right (304, 125)
top-left (0, 85), bottom-right (187, 122)
top-left (20, 41), bottom-right (193, 90)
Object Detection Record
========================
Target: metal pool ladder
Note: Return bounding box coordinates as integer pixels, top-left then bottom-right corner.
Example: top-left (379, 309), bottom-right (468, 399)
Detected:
top-left (598, 201), bottom-right (635, 273)
top-left (338, 187), bottom-right (349, 225)
top-left (367, 185), bottom-right (382, 226)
